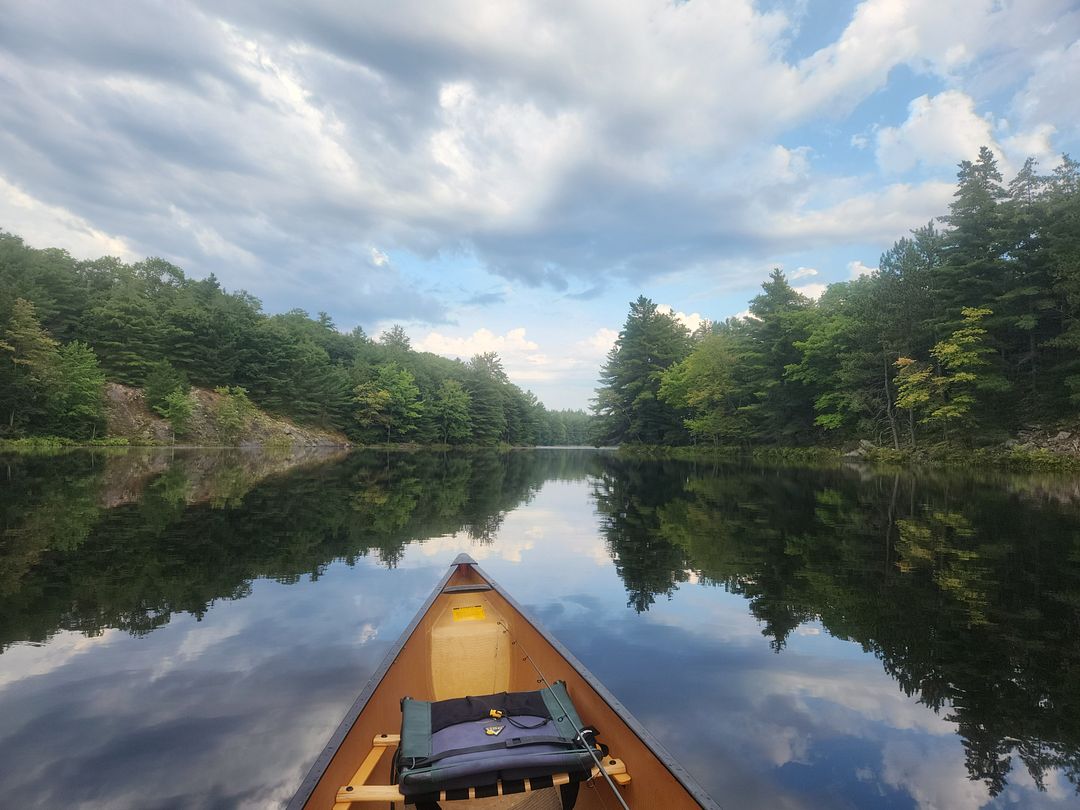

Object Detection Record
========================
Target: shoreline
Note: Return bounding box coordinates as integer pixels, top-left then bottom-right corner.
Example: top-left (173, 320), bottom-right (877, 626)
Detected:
top-left (615, 443), bottom-right (1080, 471)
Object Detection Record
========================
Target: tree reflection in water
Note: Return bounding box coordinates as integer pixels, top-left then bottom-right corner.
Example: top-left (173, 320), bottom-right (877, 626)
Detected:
top-left (2, 448), bottom-right (1079, 800)
top-left (591, 455), bottom-right (1080, 799)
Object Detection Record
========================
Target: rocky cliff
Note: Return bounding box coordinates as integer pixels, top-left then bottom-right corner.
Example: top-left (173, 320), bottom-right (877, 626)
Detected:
top-left (104, 383), bottom-right (349, 446)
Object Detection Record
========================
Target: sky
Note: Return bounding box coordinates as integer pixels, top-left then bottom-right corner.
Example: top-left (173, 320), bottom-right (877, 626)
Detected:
top-left (1, 1), bottom-right (1079, 409)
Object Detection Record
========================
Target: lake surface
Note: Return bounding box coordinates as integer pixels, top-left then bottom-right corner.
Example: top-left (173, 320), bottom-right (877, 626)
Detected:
top-left (2, 448), bottom-right (1079, 809)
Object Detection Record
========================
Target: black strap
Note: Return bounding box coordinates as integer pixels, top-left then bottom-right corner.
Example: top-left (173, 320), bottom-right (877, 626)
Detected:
top-left (560, 780), bottom-right (580, 809)
top-left (579, 726), bottom-right (609, 757)
top-left (505, 715), bottom-right (550, 730)
top-left (407, 736), bottom-right (583, 769)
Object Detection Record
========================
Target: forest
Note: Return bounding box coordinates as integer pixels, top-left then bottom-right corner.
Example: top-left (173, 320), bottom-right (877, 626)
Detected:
top-left (0, 234), bottom-right (591, 445)
top-left (595, 149), bottom-right (1080, 449)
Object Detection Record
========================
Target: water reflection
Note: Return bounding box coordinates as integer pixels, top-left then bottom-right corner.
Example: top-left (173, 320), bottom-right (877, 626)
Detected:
top-left (1, 449), bottom-right (1079, 808)
top-left (590, 456), bottom-right (1080, 800)
top-left (0, 448), bottom-right (601, 649)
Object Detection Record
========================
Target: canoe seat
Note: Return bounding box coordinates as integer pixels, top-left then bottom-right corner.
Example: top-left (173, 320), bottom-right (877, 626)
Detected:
top-left (397, 683), bottom-right (602, 808)
top-left (332, 734), bottom-right (627, 808)
top-left (331, 684), bottom-right (628, 807)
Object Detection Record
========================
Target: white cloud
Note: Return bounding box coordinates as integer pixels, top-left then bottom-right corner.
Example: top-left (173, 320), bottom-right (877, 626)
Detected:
top-left (415, 325), bottom-right (596, 388)
top-left (1011, 38), bottom-right (1080, 140)
top-left (876, 91), bottom-right (997, 174)
top-left (0, 630), bottom-right (121, 690)
top-left (790, 266), bottom-right (818, 279)
top-left (577, 328), bottom-right (618, 358)
top-left (0, 175), bottom-right (135, 260)
top-left (1000, 123), bottom-right (1058, 169)
top-left (415, 327), bottom-right (539, 358)
top-left (849, 260), bottom-right (877, 279)
top-left (767, 180), bottom-right (955, 245)
top-left (657, 304), bottom-right (706, 333)
top-left (417, 532), bottom-right (536, 563)
top-left (881, 739), bottom-right (990, 810)
top-left (0, 0), bottom-right (1075, 349)
top-left (793, 282), bottom-right (827, 300)
top-left (876, 90), bottom-right (1061, 178)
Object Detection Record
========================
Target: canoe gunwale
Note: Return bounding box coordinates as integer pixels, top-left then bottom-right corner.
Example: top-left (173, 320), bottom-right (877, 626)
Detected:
top-left (287, 555), bottom-right (721, 810)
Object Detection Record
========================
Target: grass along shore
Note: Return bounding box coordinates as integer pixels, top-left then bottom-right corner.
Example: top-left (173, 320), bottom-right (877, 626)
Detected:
top-left (616, 442), bottom-right (1080, 472)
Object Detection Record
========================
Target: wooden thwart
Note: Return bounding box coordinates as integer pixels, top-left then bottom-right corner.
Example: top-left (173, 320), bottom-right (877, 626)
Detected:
top-left (332, 735), bottom-right (629, 806)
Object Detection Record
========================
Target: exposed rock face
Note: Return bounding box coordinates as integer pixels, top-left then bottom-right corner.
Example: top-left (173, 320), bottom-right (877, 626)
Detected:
top-left (105, 383), bottom-right (172, 443)
top-left (103, 383), bottom-right (349, 447)
top-left (1009, 425), bottom-right (1080, 456)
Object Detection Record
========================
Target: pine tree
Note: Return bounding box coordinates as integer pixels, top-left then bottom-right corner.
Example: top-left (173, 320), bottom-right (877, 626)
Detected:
top-left (743, 270), bottom-right (814, 442)
top-left (594, 296), bottom-right (691, 444)
top-left (466, 357), bottom-right (508, 444)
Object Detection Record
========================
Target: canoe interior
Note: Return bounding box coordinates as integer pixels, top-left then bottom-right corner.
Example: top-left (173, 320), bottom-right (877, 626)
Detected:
top-left (299, 561), bottom-right (710, 809)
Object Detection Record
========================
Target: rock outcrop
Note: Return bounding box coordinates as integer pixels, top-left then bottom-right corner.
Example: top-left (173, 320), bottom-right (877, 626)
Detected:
top-left (104, 383), bottom-right (349, 447)
top-left (1005, 426), bottom-right (1080, 456)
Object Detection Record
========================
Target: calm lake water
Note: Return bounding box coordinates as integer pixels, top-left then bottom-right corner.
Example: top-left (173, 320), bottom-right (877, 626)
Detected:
top-left (1, 448), bottom-right (1079, 809)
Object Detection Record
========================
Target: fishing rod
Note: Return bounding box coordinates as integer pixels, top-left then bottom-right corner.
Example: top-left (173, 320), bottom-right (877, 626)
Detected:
top-left (497, 621), bottom-right (632, 810)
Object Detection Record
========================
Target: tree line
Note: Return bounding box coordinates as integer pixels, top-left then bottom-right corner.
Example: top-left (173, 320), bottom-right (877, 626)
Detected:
top-left (595, 148), bottom-right (1080, 448)
top-left (0, 233), bottom-right (591, 444)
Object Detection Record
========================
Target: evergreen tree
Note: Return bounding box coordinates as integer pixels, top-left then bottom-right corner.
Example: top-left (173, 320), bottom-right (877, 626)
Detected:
top-left (594, 296), bottom-right (691, 444)
top-left (212, 386), bottom-right (255, 443)
top-left (82, 290), bottom-right (162, 384)
top-left (0, 298), bottom-right (59, 434)
top-left (144, 360), bottom-right (189, 412)
top-left (466, 356), bottom-right (509, 444)
top-left (159, 389), bottom-right (194, 437)
top-left (742, 270), bottom-right (815, 442)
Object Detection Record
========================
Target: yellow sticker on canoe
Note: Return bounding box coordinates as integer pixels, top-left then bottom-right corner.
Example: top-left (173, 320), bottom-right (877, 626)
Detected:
top-left (453, 605), bottom-right (485, 622)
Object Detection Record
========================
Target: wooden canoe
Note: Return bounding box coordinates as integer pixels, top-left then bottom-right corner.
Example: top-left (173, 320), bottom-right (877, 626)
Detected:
top-left (288, 554), bottom-right (719, 810)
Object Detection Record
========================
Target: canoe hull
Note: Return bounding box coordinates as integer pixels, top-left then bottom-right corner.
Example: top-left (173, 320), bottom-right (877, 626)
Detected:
top-left (289, 558), bottom-right (719, 809)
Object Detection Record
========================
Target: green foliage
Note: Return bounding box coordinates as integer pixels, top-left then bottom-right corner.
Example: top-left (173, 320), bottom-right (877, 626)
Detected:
top-left (212, 386), bottom-right (255, 443)
top-left (659, 332), bottom-right (749, 444)
top-left (594, 296), bottom-right (691, 444)
top-left (144, 361), bottom-right (189, 413)
top-left (535, 408), bottom-right (593, 446)
top-left (432, 379), bottom-right (471, 444)
top-left (51, 341), bottom-right (106, 439)
top-left (0, 231), bottom-right (593, 445)
top-left (598, 147), bottom-right (1080, 450)
top-left (1, 298), bottom-right (59, 434)
top-left (160, 389), bottom-right (194, 437)
top-left (353, 363), bottom-right (422, 442)
top-left (895, 308), bottom-right (1009, 441)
